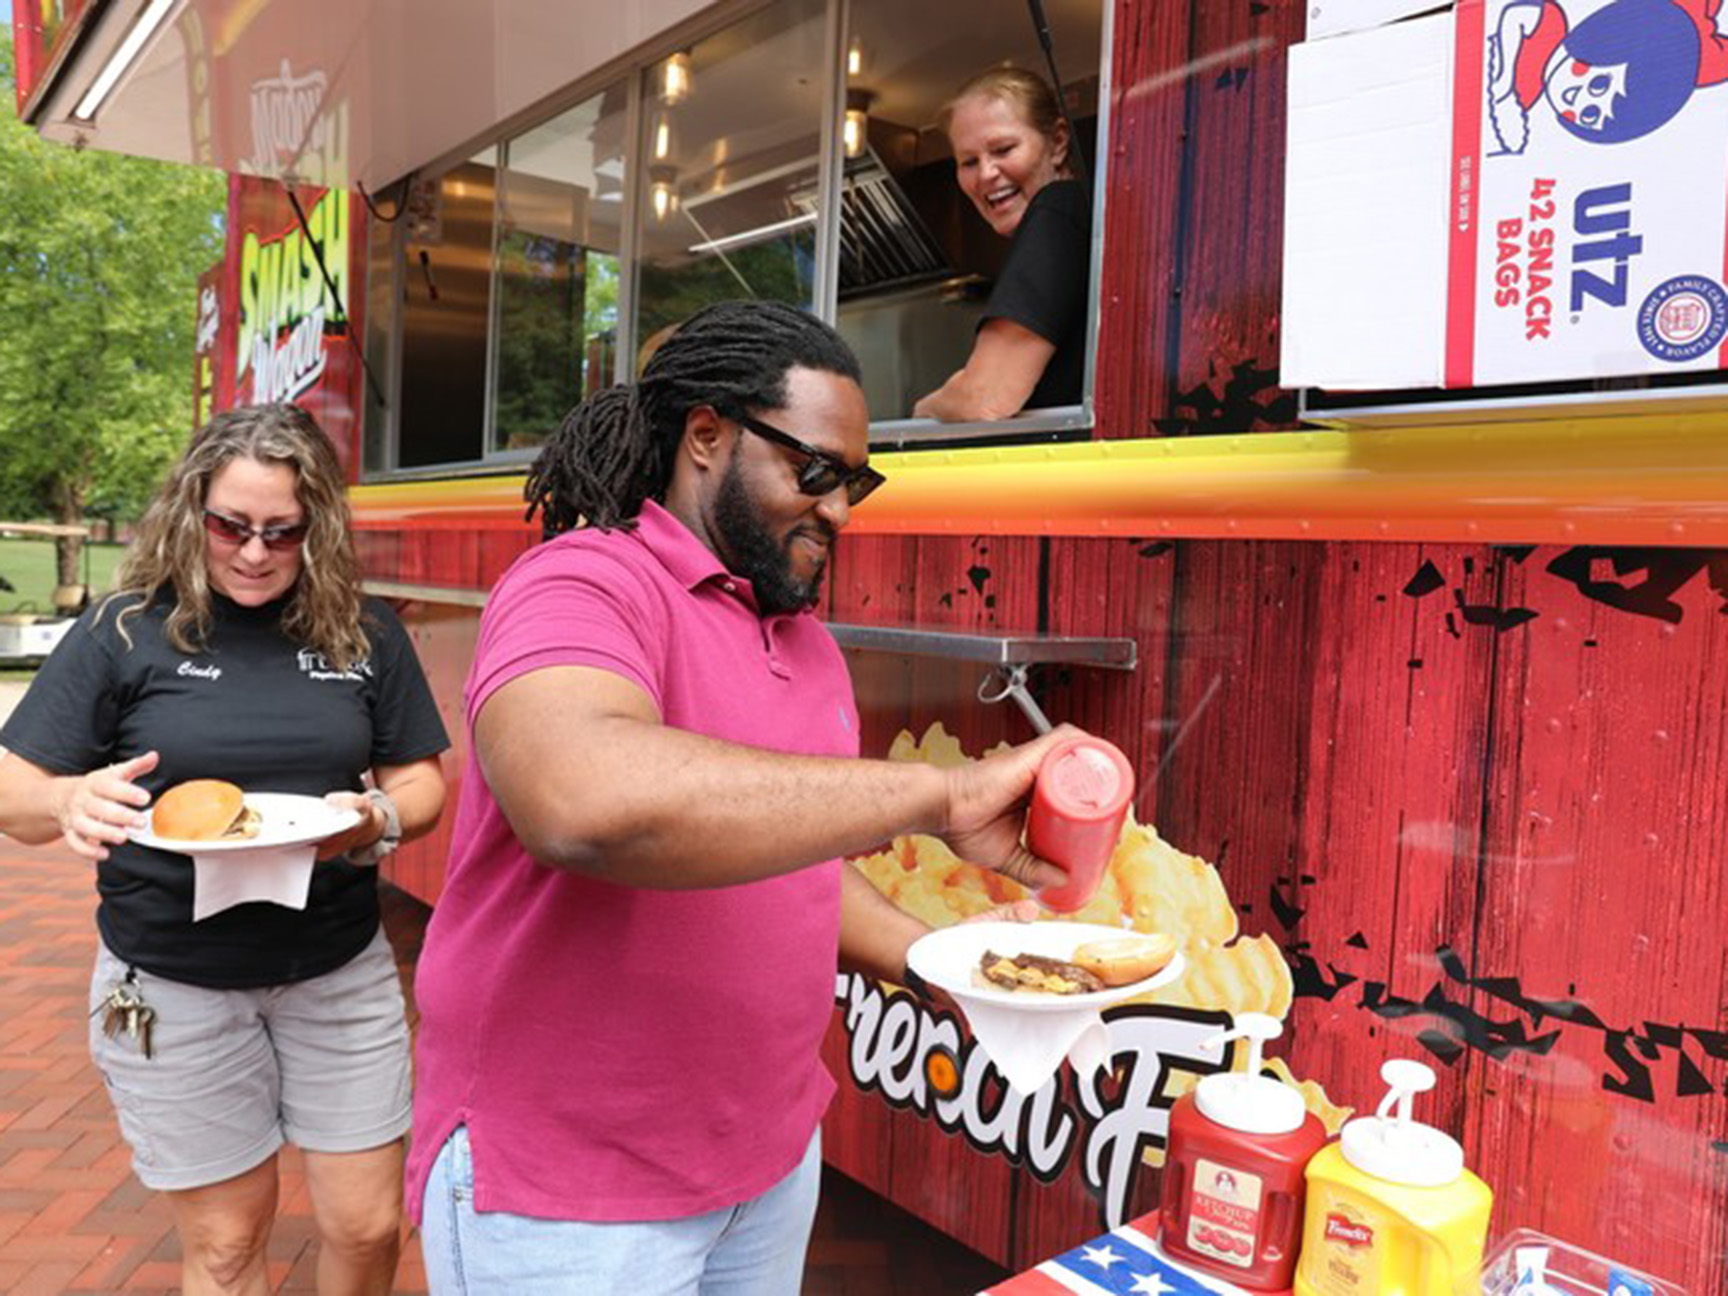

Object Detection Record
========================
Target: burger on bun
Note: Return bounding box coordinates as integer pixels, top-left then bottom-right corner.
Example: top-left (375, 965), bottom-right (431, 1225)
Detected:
top-left (151, 779), bottom-right (261, 843)
top-left (975, 931), bottom-right (1178, 997)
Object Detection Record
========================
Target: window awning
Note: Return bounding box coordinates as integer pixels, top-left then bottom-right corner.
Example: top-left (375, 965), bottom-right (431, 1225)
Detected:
top-left (17, 0), bottom-right (713, 188)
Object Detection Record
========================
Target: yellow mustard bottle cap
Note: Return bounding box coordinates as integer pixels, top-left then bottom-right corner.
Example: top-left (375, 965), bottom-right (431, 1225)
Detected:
top-left (1339, 1059), bottom-right (1465, 1187)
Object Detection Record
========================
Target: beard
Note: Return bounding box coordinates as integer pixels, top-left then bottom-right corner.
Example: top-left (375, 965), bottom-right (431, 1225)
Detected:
top-left (713, 452), bottom-right (832, 615)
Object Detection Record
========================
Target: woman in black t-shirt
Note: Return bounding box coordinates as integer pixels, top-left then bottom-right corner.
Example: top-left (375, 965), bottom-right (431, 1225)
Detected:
top-left (0, 404), bottom-right (449, 1294)
top-left (913, 67), bottom-right (1091, 421)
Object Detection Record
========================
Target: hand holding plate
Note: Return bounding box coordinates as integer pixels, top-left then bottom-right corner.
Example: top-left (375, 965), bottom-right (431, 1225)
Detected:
top-left (56, 751), bottom-right (159, 862)
top-left (316, 791), bottom-right (385, 862)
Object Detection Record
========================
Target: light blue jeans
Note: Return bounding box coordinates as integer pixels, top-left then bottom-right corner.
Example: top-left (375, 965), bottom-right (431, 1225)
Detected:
top-left (419, 1124), bottom-right (823, 1295)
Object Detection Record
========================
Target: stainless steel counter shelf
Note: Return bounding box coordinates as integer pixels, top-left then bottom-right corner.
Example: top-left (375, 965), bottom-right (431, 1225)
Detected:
top-left (824, 624), bottom-right (1136, 671)
top-left (825, 624), bottom-right (1136, 732)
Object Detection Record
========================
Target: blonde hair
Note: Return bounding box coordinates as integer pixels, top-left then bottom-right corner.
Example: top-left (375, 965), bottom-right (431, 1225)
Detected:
top-left (105, 403), bottom-right (371, 670)
top-left (939, 65), bottom-right (1072, 175)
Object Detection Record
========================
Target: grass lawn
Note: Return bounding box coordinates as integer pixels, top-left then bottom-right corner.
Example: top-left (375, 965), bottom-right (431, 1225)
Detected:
top-left (0, 536), bottom-right (128, 619)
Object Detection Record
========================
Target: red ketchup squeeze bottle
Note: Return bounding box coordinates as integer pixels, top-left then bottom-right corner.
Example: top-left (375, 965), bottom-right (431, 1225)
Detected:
top-left (1026, 736), bottom-right (1134, 912)
top-left (1159, 1014), bottom-right (1327, 1291)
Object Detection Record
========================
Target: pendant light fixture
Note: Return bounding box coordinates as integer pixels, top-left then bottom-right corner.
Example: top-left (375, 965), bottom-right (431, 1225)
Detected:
top-left (844, 89), bottom-right (874, 159)
top-left (649, 165), bottom-right (680, 221)
top-left (660, 51), bottom-right (692, 106)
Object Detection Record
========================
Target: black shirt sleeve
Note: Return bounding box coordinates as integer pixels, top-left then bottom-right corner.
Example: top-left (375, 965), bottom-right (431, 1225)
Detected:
top-left (980, 178), bottom-right (1092, 409)
top-left (361, 597), bottom-right (450, 767)
top-left (0, 604), bottom-right (126, 775)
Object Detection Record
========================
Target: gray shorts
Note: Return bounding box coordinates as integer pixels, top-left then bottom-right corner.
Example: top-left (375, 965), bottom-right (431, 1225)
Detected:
top-left (88, 927), bottom-right (412, 1192)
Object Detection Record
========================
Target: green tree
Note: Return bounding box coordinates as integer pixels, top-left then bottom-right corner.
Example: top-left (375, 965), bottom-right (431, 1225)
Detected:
top-left (0, 28), bottom-right (226, 592)
top-left (492, 235), bottom-right (622, 450)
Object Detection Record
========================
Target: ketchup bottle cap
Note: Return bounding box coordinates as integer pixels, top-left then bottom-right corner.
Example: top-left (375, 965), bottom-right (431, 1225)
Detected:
top-left (1041, 741), bottom-right (1131, 819)
top-left (1194, 1014), bottom-right (1306, 1135)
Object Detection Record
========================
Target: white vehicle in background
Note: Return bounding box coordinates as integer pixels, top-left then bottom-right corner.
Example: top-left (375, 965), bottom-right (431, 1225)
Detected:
top-left (0, 523), bottom-right (90, 666)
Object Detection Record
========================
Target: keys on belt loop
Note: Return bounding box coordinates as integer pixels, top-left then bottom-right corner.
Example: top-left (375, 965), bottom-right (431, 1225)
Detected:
top-left (94, 967), bottom-right (155, 1060)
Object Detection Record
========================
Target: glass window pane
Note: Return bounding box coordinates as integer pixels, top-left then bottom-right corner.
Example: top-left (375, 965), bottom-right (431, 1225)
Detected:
top-left (362, 204), bottom-right (397, 475)
top-left (491, 86), bottom-right (629, 452)
top-left (633, 0), bottom-right (828, 361)
top-left (397, 153), bottom-right (497, 468)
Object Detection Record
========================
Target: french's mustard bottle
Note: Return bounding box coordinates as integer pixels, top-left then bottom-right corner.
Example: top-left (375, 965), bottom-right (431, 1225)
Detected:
top-left (1294, 1059), bottom-right (1492, 1296)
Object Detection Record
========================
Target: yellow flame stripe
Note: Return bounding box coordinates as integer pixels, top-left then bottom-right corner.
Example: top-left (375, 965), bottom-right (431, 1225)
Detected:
top-left (350, 415), bottom-right (1728, 545)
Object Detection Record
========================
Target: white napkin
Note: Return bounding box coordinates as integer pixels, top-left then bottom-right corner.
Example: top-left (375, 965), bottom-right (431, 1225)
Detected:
top-left (957, 998), bottom-right (1112, 1095)
top-left (190, 845), bottom-right (317, 921)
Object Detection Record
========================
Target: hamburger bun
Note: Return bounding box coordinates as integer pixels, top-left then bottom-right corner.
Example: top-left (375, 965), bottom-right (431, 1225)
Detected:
top-left (151, 779), bottom-right (260, 842)
top-left (1071, 932), bottom-right (1177, 987)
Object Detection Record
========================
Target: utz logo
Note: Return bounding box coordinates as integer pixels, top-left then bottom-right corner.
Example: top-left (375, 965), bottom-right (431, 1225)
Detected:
top-left (1571, 182), bottom-right (1642, 310)
top-left (1485, 0), bottom-right (1728, 157)
top-left (1488, 179), bottom-right (1647, 329)
top-left (1638, 273), bottom-right (1728, 358)
top-left (1324, 1213), bottom-right (1374, 1249)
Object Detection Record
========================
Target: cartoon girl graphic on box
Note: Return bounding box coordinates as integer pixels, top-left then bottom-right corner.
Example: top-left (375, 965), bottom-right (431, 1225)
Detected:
top-left (1487, 0), bottom-right (1728, 154)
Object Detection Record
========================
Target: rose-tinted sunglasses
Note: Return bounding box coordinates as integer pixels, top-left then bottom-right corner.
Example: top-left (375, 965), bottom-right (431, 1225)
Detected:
top-left (202, 509), bottom-right (309, 551)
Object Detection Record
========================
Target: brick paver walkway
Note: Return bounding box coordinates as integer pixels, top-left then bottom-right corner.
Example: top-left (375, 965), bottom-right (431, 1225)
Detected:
top-left (0, 837), bottom-right (430, 1295)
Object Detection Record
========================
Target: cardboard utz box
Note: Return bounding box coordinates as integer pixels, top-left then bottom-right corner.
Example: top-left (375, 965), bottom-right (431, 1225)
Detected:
top-left (1283, 0), bottom-right (1728, 392)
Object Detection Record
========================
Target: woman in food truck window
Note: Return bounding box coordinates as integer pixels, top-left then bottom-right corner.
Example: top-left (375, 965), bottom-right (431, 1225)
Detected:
top-left (913, 66), bottom-right (1091, 422)
top-left (0, 404), bottom-right (450, 1295)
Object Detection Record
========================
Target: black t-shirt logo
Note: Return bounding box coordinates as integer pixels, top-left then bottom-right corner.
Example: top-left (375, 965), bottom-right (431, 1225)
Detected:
top-left (296, 648), bottom-right (373, 683)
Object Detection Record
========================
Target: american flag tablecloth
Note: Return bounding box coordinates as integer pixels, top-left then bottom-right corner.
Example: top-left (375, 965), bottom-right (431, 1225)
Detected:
top-left (981, 1215), bottom-right (1283, 1296)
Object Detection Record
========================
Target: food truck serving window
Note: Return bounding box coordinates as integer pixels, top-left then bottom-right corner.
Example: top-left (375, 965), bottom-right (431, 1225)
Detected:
top-left (835, 0), bottom-right (1103, 437)
top-left (362, 0), bottom-right (1107, 476)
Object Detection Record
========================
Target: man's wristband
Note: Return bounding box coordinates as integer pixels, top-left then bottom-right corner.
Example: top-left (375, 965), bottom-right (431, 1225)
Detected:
top-left (349, 788), bottom-right (402, 865)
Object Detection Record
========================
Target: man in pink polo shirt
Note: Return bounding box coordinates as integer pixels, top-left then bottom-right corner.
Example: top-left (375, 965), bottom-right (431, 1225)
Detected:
top-left (409, 301), bottom-right (1078, 1294)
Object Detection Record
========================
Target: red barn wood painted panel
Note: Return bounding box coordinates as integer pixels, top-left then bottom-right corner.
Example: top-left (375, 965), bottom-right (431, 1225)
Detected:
top-left (818, 530), bottom-right (1728, 1285)
top-left (1096, 0), bottom-right (1302, 441)
top-left (1094, 0), bottom-right (1189, 440)
top-left (1161, 2), bottom-right (1300, 439)
top-left (1469, 550), bottom-right (1728, 1278)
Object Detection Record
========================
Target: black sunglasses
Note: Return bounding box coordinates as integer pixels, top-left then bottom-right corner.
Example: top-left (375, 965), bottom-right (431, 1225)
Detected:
top-left (202, 509), bottom-right (310, 551)
top-left (736, 414), bottom-right (886, 507)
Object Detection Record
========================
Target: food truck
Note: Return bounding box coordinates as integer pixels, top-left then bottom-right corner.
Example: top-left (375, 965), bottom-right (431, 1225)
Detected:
top-left (13, 0), bottom-right (1728, 1289)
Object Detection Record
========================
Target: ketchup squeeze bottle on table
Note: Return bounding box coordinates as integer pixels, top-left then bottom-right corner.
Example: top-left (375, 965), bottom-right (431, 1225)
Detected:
top-left (1026, 736), bottom-right (1134, 912)
top-left (1160, 1014), bottom-right (1327, 1291)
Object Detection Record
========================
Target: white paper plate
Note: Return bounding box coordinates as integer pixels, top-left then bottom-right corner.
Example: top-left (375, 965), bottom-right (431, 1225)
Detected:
top-left (906, 920), bottom-right (1185, 1013)
top-left (133, 792), bottom-right (361, 855)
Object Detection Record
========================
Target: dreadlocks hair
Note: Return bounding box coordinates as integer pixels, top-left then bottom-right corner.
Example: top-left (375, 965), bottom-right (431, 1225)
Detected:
top-left (523, 300), bottom-right (862, 538)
